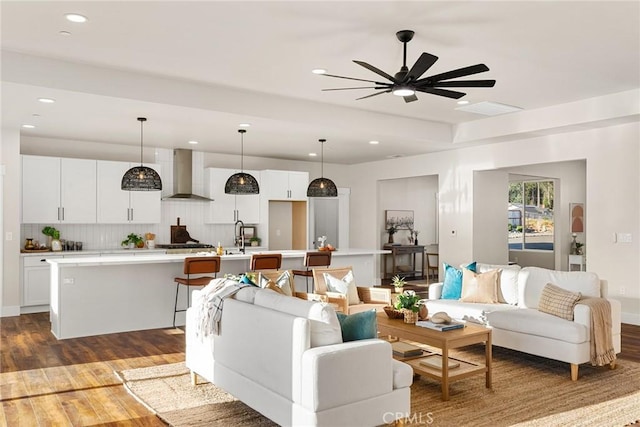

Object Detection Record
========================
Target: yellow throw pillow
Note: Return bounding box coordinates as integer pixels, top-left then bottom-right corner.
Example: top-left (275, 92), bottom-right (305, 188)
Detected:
top-left (538, 283), bottom-right (581, 320)
top-left (460, 268), bottom-right (501, 303)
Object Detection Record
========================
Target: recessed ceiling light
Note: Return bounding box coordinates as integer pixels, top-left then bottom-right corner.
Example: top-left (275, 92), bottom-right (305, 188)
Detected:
top-left (59, 31), bottom-right (72, 36)
top-left (22, 124), bottom-right (36, 129)
top-left (238, 123), bottom-right (251, 128)
top-left (32, 113), bottom-right (41, 117)
top-left (188, 140), bottom-right (198, 145)
top-left (38, 98), bottom-right (55, 104)
top-left (309, 153), bottom-right (317, 157)
top-left (457, 100), bottom-right (469, 105)
top-left (369, 140), bottom-right (380, 145)
top-left (65, 13), bottom-right (88, 23)
top-left (312, 69), bottom-right (327, 75)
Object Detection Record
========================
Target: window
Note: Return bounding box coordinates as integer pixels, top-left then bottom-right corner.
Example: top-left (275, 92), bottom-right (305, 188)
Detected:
top-left (508, 180), bottom-right (554, 251)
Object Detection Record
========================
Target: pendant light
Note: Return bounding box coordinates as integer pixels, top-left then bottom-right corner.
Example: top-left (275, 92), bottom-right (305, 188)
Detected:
top-left (121, 117), bottom-right (162, 191)
top-left (307, 138), bottom-right (337, 197)
top-left (225, 129), bottom-right (259, 194)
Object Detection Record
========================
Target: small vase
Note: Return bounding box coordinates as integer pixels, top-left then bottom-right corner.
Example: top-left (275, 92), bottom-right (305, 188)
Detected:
top-left (51, 239), bottom-right (63, 252)
top-left (418, 304), bottom-right (428, 321)
top-left (388, 234), bottom-right (394, 244)
top-left (403, 309), bottom-right (418, 324)
top-left (394, 287), bottom-right (403, 294)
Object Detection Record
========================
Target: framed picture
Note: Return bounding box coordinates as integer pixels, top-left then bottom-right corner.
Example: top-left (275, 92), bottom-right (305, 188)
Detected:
top-left (570, 203), bottom-right (584, 233)
top-left (385, 210), bottom-right (414, 230)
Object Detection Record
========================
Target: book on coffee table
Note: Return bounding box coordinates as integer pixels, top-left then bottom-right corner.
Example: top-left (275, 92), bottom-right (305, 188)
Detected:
top-left (419, 355), bottom-right (460, 370)
top-left (416, 320), bottom-right (465, 331)
top-left (391, 341), bottom-right (424, 358)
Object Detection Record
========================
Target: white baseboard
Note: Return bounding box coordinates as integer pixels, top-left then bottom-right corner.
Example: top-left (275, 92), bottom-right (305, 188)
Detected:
top-left (622, 311), bottom-right (640, 326)
top-left (21, 305), bottom-right (48, 314)
top-left (0, 305), bottom-right (20, 317)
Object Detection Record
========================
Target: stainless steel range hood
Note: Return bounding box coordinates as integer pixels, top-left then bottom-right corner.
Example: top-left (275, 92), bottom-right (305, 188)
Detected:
top-left (162, 149), bottom-right (213, 201)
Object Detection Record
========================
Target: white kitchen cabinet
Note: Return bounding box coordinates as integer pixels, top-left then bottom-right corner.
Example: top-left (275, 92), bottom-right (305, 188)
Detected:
top-left (204, 167), bottom-right (260, 224)
top-left (97, 160), bottom-right (161, 224)
top-left (22, 155), bottom-right (97, 223)
top-left (261, 170), bottom-right (309, 200)
top-left (21, 256), bottom-right (61, 307)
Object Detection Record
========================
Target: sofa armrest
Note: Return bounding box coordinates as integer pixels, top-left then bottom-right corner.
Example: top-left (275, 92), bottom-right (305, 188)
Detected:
top-left (428, 282), bottom-right (443, 300)
top-left (575, 298), bottom-right (622, 337)
top-left (357, 286), bottom-right (391, 304)
top-left (298, 339), bottom-right (395, 411)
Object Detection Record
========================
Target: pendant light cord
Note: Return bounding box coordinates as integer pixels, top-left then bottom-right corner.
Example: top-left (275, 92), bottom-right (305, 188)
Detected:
top-left (319, 138), bottom-right (326, 178)
top-left (239, 129), bottom-right (246, 172)
top-left (138, 117), bottom-right (147, 167)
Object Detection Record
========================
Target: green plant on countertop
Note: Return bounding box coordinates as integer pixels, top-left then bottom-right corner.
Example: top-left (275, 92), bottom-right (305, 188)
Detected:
top-left (42, 226), bottom-right (60, 240)
top-left (394, 290), bottom-right (421, 313)
top-left (122, 233), bottom-right (144, 248)
top-left (391, 275), bottom-right (406, 291)
top-left (250, 236), bottom-right (261, 245)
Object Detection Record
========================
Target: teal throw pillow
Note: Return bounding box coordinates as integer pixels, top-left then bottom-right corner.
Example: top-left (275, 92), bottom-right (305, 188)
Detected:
top-left (336, 310), bottom-right (377, 342)
top-left (441, 262), bottom-right (476, 300)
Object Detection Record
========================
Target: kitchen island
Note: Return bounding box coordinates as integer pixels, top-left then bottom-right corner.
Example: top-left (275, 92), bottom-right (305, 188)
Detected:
top-left (47, 249), bottom-right (390, 339)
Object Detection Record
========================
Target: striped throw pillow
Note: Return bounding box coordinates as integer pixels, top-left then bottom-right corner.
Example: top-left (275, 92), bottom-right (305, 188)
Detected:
top-left (538, 283), bottom-right (582, 320)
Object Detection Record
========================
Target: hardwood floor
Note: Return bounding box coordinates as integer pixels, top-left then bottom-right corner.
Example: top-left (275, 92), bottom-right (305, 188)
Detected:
top-left (1, 313), bottom-right (639, 426)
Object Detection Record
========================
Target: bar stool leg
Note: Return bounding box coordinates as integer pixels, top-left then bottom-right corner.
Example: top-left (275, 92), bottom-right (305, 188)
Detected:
top-left (173, 282), bottom-right (180, 328)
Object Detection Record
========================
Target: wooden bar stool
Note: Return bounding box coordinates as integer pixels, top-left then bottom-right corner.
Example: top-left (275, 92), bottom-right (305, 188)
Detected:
top-left (174, 256), bottom-right (221, 328)
top-left (249, 253), bottom-right (282, 271)
top-left (292, 251), bottom-right (332, 293)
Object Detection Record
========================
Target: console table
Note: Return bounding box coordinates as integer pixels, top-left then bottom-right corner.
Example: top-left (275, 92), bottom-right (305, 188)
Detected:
top-left (383, 244), bottom-right (425, 281)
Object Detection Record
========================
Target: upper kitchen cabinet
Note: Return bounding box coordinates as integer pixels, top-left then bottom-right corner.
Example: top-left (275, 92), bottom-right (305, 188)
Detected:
top-left (22, 155), bottom-right (97, 224)
top-left (261, 170), bottom-right (309, 201)
top-left (204, 168), bottom-right (260, 224)
top-left (97, 160), bottom-right (161, 224)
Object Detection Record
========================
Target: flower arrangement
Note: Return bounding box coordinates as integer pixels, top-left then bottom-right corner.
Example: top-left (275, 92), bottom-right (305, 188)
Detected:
top-left (394, 290), bottom-right (421, 313)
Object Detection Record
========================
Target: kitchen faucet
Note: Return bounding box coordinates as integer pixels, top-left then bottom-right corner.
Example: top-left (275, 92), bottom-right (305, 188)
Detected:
top-left (234, 219), bottom-right (245, 254)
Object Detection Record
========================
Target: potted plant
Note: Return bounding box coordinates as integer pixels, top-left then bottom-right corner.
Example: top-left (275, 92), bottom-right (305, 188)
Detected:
top-left (391, 275), bottom-right (406, 293)
top-left (250, 237), bottom-right (261, 247)
top-left (121, 233), bottom-right (145, 249)
top-left (42, 226), bottom-right (61, 249)
top-left (387, 224), bottom-right (397, 244)
top-left (394, 290), bottom-right (421, 324)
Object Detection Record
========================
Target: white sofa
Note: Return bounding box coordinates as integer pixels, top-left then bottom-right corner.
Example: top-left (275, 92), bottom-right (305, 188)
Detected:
top-left (186, 286), bottom-right (413, 427)
top-left (427, 265), bottom-right (621, 380)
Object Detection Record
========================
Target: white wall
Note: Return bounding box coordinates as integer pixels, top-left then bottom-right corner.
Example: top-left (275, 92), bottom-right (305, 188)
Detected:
top-left (2, 129), bottom-right (21, 316)
top-left (473, 170), bottom-right (509, 264)
top-left (347, 122), bottom-right (640, 324)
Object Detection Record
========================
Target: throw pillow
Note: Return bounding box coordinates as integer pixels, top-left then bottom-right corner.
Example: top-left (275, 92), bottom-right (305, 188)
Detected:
top-left (441, 262), bottom-right (476, 299)
top-left (259, 270), bottom-right (292, 296)
top-left (264, 279), bottom-right (285, 295)
top-left (538, 283), bottom-right (581, 320)
top-left (460, 268), bottom-right (501, 303)
top-left (324, 271), bottom-right (360, 305)
top-left (336, 310), bottom-right (377, 342)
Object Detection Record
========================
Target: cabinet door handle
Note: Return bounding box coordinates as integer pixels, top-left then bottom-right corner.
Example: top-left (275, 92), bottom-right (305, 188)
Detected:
top-left (130, 208), bottom-right (134, 222)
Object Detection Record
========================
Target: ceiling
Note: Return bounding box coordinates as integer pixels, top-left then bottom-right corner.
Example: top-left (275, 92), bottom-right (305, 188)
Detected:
top-left (2, 1), bottom-right (639, 164)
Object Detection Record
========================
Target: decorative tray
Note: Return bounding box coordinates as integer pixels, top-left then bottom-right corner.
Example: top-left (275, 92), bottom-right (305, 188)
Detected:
top-left (21, 248), bottom-right (51, 253)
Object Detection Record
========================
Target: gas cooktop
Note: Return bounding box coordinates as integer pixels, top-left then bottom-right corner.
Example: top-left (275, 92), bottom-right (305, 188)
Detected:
top-left (156, 243), bottom-right (214, 249)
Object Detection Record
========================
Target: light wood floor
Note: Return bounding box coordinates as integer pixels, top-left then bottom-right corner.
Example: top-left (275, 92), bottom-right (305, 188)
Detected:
top-left (2, 312), bottom-right (639, 425)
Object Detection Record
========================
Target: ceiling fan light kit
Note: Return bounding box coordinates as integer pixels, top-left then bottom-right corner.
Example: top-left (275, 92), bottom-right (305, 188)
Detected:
top-left (307, 139), bottom-right (338, 198)
top-left (321, 29), bottom-right (495, 103)
top-left (225, 129), bottom-right (260, 195)
top-left (121, 117), bottom-right (163, 191)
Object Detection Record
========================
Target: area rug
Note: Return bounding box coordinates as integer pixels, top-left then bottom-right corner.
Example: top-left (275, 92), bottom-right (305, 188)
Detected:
top-left (115, 346), bottom-right (640, 427)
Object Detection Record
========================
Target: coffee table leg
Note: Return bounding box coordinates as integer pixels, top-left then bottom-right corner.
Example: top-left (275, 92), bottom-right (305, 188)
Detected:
top-left (486, 332), bottom-right (492, 389)
top-left (441, 347), bottom-right (450, 401)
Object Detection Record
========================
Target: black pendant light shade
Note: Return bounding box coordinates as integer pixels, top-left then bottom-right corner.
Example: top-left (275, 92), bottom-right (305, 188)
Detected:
top-left (307, 138), bottom-right (337, 197)
top-left (121, 117), bottom-right (162, 191)
top-left (225, 129), bottom-right (259, 195)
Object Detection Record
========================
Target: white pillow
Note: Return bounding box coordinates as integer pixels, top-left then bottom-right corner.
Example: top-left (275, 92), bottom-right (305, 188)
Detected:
top-left (259, 270), bottom-right (293, 296)
top-left (476, 263), bottom-right (521, 305)
top-left (324, 271), bottom-right (360, 305)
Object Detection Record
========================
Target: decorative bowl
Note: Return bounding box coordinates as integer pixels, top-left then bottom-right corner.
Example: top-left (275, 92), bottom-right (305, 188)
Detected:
top-left (383, 306), bottom-right (404, 319)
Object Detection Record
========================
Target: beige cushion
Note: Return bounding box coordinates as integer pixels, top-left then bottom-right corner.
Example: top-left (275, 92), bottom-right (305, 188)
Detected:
top-left (460, 268), bottom-right (500, 303)
top-left (324, 271), bottom-right (360, 305)
top-left (538, 283), bottom-right (581, 320)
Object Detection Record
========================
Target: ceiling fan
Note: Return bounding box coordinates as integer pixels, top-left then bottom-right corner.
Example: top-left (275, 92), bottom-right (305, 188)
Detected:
top-left (320, 30), bottom-right (496, 103)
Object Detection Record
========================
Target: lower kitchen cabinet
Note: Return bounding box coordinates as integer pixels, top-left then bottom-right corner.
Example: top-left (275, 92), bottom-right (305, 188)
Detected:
top-left (21, 255), bottom-right (62, 309)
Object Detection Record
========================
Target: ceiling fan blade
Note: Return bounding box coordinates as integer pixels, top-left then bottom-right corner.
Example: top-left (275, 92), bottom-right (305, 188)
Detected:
top-left (418, 63), bottom-right (490, 84)
top-left (353, 60), bottom-right (396, 82)
top-left (322, 86), bottom-right (388, 91)
top-left (406, 52), bottom-right (439, 81)
top-left (431, 79), bottom-right (496, 88)
top-left (415, 87), bottom-right (466, 99)
top-left (403, 94), bottom-right (419, 103)
top-left (356, 89), bottom-right (392, 100)
top-left (321, 73), bottom-right (389, 85)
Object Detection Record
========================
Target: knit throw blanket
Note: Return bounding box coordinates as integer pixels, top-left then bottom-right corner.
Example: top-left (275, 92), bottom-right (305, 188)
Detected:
top-left (194, 278), bottom-right (253, 339)
top-left (578, 297), bottom-right (617, 366)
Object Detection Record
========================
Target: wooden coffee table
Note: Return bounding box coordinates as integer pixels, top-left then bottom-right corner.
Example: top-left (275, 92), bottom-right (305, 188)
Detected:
top-left (376, 313), bottom-right (492, 401)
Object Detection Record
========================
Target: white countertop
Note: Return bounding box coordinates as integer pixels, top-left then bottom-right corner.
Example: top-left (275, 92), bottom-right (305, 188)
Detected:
top-left (45, 248), bottom-right (390, 267)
